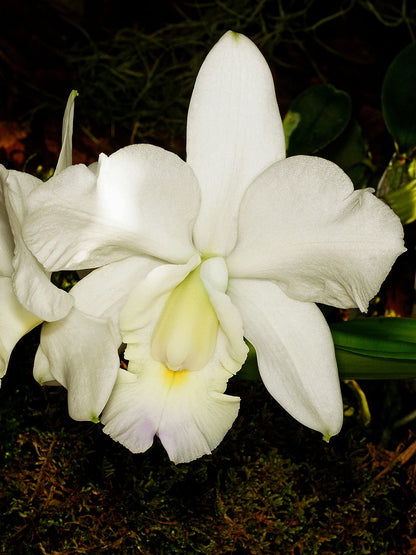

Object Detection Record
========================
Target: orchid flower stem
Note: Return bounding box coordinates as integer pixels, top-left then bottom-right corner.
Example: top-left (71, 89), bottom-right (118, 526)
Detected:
top-left (344, 379), bottom-right (371, 426)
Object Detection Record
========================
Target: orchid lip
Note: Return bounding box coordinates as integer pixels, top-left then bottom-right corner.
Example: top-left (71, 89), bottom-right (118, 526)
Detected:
top-left (151, 262), bottom-right (219, 372)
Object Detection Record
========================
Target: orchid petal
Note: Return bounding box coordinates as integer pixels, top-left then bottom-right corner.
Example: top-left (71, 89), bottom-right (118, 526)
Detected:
top-left (4, 170), bottom-right (73, 320)
top-left (23, 163), bottom-right (120, 271)
top-left (33, 345), bottom-right (60, 386)
top-left (187, 31), bottom-right (285, 256)
top-left (0, 277), bottom-right (41, 381)
top-left (34, 256), bottom-right (159, 419)
top-left (0, 168), bottom-right (42, 379)
top-left (23, 145), bottom-right (200, 271)
top-left (229, 278), bottom-right (343, 438)
top-left (13, 243), bottom-right (72, 321)
top-left (200, 257), bottom-right (248, 366)
top-left (121, 256), bottom-right (247, 377)
top-left (35, 308), bottom-right (120, 422)
top-left (106, 255), bottom-right (246, 463)
top-left (227, 156), bottom-right (405, 311)
top-left (120, 255), bottom-right (247, 376)
top-left (120, 254), bottom-right (201, 341)
top-left (55, 90), bottom-right (77, 175)
top-left (101, 365), bottom-right (240, 464)
top-left (0, 166), bottom-right (14, 276)
top-left (71, 255), bottom-right (160, 327)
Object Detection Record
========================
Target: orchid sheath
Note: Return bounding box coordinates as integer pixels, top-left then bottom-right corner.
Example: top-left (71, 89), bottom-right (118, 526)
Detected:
top-left (20, 32), bottom-right (405, 463)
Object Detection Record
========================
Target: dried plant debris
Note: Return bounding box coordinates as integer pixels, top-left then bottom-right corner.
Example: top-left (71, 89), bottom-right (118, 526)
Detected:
top-left (1, 366), bottom-right (414, 554)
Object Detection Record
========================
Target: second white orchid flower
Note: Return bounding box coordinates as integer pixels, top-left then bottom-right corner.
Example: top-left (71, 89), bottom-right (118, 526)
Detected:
top-left (0, 169), bottom-right (41, 383)
top-left (20, 32), bottom-right (404, 463)
top-left (0, 91), bottom-right (79, 384)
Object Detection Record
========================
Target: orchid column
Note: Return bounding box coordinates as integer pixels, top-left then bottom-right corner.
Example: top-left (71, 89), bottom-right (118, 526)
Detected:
top-left (20, 32), bottom-right (404, 463)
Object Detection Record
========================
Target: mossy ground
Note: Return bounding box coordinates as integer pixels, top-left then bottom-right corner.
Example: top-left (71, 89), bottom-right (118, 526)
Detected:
top-left (1, 331), bottom-right (416, 554)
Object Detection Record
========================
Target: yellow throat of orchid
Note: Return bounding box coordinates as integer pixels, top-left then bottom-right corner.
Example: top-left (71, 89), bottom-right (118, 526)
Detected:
top-left (151, 265), bottom-right (219, 373)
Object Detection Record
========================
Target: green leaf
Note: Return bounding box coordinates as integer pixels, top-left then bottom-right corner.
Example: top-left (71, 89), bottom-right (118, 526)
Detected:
top-left (238, 318), bottom-right (416, 382)
top-left (331, 318), bottom-right (416, 358)
top-left (334, 349), bottom-right (416, 380)
top-left (319, 119), bottom-right (374, 189)
top-left (382, 42), bottom-right (416, 154)
top-left (238, 342), bottom-right (259, 381)
top-left (383, 178), bottom-right (416, 225)
top-left (331, 318), bottom-right (416, 379)
top-left (377, 153), bottom-right (416, 224)
top-left (284, 84), bottom-right (352, 156)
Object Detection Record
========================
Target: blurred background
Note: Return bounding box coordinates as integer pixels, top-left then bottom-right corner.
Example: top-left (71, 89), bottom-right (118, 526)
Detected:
top-left (0, 0), bottom-right (414, 166)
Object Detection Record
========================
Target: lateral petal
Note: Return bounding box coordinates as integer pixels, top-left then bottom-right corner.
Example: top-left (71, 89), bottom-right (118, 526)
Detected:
top-left (71, 255), bottom-right (160, 326)
top-left (34, 257), bottom-right (158, 420)
top-left (33, 255), bottom-right (160, 419)
top-left (23, 145), bottom-right (200, 271)
top-left (228, 277), bottom-right (343, 438)
top-left (35, 308), bottom-right (120, 422)
top-left (188, 31), bottom-right (285, 256)
top-left (33, 345), bottom-right (58, 385)
top-left (227, 156), bottom-right (405, 311)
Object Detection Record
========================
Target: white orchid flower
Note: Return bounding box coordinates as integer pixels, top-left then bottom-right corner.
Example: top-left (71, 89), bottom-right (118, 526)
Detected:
top-left (4, 92), bottom-right (131, 419)
top-left (0, 168), bottom-right (41, 383)
top-left (0, 91), bottom-right (79, 383)
top-left (21, 32), bottom-right (404, 463)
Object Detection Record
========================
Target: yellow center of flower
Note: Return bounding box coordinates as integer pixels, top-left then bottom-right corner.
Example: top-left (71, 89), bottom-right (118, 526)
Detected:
top-left (151, 265), bottom-right (219, 372)
top-left (162, 365), bottom-right (190, 387)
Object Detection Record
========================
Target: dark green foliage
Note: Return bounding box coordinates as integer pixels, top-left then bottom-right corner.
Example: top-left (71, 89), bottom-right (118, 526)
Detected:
top-left (317, 119), bottom-right (375, 190)
top-left (282, 84), bottom-right (375, 189)
top-left (331, 318), bottom-right (416, 380)
top-left (284, 84), bottom-right (352, 156)
top-left (382, 42), bottom-right (416, 155)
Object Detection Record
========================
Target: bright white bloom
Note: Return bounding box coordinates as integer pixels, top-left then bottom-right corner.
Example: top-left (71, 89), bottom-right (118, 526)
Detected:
top-left (0, 168), bottom-right (41, 382)
top-left (21, 32), bottom-right (404, 463)
top-left (0, 91), bottom-right (78, 384)
top-left (4, 92), bottom-right (132, 420)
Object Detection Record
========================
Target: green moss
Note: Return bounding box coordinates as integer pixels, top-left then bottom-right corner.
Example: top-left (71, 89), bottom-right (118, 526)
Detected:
top-left (0, 350), bottom-right (413, 553)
